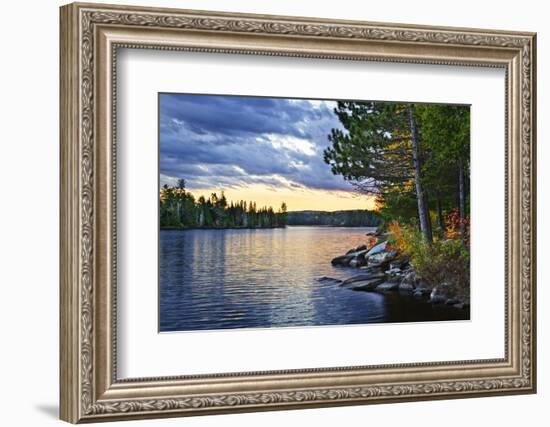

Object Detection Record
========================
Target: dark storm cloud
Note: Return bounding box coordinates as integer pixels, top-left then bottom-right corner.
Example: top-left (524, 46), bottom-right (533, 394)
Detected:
top-left (159, 93), bottom-right (352, 191)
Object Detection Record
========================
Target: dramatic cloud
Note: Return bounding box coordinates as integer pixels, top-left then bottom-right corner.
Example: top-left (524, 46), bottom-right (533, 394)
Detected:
top-left (159, 93), bottom-right (353, 193)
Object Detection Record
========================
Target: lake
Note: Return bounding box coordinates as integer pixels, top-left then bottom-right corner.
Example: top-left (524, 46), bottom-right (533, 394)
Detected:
top-left (159, 226), bottom-right (468, 332)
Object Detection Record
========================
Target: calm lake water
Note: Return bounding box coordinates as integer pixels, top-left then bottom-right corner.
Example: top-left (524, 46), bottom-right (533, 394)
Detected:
top-left (159, 226), bottom-right (468, 332)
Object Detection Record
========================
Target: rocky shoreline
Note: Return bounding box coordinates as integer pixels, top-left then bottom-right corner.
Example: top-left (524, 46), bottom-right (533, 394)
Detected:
top-left (320, 233), bottom-right (470, 310)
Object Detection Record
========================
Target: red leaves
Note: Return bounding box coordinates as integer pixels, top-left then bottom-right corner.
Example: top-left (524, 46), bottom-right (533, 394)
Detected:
top-left (445, 208), bottom-right (470, 248)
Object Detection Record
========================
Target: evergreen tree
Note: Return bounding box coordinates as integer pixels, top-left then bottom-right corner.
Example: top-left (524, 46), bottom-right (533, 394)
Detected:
top-left (159, 181), bottom-right (289, 229)
top-left (324, 101), bottom-right (432, 241)
top-left (324, 101), bottom-right (470, 242)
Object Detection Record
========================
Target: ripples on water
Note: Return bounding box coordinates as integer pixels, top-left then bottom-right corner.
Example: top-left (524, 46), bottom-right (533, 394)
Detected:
top-left (159, 226), bottom-right (467, 332)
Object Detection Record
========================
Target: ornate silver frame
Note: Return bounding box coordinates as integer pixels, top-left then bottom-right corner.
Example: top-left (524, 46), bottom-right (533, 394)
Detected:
top-left (60, 2), bottom-right (537, 423)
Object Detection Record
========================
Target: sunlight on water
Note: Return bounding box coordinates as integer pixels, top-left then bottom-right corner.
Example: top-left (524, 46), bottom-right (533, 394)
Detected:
top-left (159, 226), bottom-right (467, 332)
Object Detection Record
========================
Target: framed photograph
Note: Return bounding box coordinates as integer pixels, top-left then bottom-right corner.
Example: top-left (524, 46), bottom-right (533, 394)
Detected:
top-left (60, 2), bottom-right (537, 423)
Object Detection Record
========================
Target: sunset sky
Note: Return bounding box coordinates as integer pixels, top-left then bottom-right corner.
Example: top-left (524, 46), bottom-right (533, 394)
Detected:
top-left (159, 93), bottom-right (376, 211)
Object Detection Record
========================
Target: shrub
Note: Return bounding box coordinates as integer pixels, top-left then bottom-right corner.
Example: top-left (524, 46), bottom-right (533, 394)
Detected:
top-left (444, 208), bottom-right (470, 248)
top-left (412, 238), bottom-right (470, 298)
top-left (388, 220), bottom-right (470, 299)
top-left (386, 220), bottom-right (407, 252)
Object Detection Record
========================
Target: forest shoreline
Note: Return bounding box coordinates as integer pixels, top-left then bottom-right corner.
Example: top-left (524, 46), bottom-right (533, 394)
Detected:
top-left (326, 234), bottom-right (470, 310)
top-left (160, 225), bottom-right (286, 230)
top-left (160, 224), bottom-right (379, 230)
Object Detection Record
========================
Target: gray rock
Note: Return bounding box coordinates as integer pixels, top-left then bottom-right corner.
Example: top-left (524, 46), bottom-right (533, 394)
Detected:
top-left (349, 249), bottom-right (368, 258)
top-left (429, 288), bottom-right (446, 304)
top-left (375, 282), bottom-right (400, 292)
top-left (331, 255), bottom-right (352, 266)
top-left (401, 271), bottom-right (418, 287)
top-left (349, 256), bottom-right (368, 268)
top-left (398, 282), bottom-right (414, 292)
top-left (341, 273), bottom-right (386, 286)
top-left (359, 265), bottom-right (383, 274)
top-left (385, 267), bottom-right (402, 276)
top-left (390, 257), bottom-right (410, 270)
top-left (365, 241), bottom-right (388, 256)
top-left (385, 274), bottom-right (403, 284)
top-left (445, 298), bottom-right (460, 305)
top-left (367, 250), bottom-right (398, 267)
top-left (348, 278), bottom-right (385, 291)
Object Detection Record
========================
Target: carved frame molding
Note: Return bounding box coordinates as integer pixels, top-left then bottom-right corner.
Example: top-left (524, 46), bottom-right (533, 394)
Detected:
top-left (60, 2), bottom-right (536, 423)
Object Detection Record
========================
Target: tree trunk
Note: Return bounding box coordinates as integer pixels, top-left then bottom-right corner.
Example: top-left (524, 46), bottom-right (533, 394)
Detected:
top-left (458, 161), bottom-right (465, 219)
top-left (458, 160), bottom-right (466, 237)
top-left (408, 104), bottom-right (433, 242)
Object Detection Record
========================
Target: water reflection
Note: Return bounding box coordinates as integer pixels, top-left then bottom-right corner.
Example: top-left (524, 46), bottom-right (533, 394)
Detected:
top-left (159, 226), bottom-right (466, 332)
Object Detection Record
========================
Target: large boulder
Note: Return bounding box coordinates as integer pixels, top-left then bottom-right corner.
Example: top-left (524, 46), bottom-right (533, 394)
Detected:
top-left (332, 241), bottom-right (399, 270)
top-left (334, 247), bottom-right (369, 267)
top-left (366, 250), bottom-right (398, 267)
top-left (365, 241), bottom-right (388, 256)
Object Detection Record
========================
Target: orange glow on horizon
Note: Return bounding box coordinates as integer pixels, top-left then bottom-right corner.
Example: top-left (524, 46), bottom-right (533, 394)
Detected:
top-left (187, 184), bottom-right (377, 212)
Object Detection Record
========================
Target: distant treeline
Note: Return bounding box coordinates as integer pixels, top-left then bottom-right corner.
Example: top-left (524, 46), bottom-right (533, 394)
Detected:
top-left (160, 180), bottom-right (288, 229)
top-left (287, 210), bottom-right (380, 227)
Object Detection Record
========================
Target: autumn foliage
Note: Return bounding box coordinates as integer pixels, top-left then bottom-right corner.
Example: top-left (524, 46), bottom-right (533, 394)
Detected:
top-left (365, 233), bottom-right (378, 250)
top-left (387, 218), bottom-right (470, 298)
top-left (444, 208), bottom-right (470, 248)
